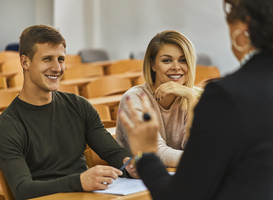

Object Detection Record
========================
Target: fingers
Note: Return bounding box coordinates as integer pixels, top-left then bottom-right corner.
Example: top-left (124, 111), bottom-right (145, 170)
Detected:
top-left (153, 81), bottom-right (190, 101)
top-left (140, 93), bottom-right (157, 122)
top-left (125, 162), bottom-right (140, 179)
top-left (153, 82), bottom-right (175, 101)
top-left (119, 108), bottom-right (133, 133)
top-left (125, 96), bottom-right (139, 124)
top-left (80, 165), bottom-right (122, 191)
top-left (118, 95), bottom-right (141, 129)
top-left (101, 165), bottom-right (123, 177)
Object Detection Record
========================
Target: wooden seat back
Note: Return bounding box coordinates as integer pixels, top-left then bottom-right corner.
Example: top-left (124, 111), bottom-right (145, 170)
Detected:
top-left (0, 90), bottom-right (18, 111)
top-left (80, 76), bottom-right (132, 98)
top-left (104, 59), bottom-right (143, 75)
top-left (1, 58), bottom-right (22, 72)
top-left (195, 65), bottom-right (221, 85)
top-left (58, 84), bottom-right (79, 95)
top-left (0, 51), bottom-right (19, 68)
top-left (93, 104), bottom-right (112, 121)
top-left (62, 63), bottom-right (104, 80)
top-left (65, 54), bottom-right (82, 65)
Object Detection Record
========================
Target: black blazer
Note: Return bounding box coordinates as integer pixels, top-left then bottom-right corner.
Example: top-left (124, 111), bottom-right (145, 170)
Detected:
top-left (137, 53), bottom-right (273, 200)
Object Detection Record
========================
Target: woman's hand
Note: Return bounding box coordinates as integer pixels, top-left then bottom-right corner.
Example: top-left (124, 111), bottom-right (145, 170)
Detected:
top-left (153, 81), bottom-right (196, 101)
top-left (123, 157), bottom-right (140, 178)
top-left (118, 94), bottom-right (159, 155)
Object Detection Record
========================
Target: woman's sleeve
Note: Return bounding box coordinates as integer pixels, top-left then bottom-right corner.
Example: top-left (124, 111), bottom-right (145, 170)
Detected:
top-left (157, 133), bottom-right (183, 167)
top-left (0, 118), bottom-right (83, 200)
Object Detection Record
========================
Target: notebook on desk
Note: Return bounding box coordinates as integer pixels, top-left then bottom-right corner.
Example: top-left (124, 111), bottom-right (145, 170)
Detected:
top-left (93, 172), bottom-right (175, 195)
top-left (93, 177), bottom-right (147, 195)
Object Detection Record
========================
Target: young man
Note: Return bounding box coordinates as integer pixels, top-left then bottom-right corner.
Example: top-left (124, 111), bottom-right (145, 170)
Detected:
top-left (0, 25), bottom-right (135, 200)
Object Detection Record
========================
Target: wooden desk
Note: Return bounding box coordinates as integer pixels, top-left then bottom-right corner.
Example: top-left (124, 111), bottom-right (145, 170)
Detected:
top-left (30, 168), bottom-right (176, 200)
top-left (30, 190), bottom-right (151, 200)
top-left (0, 71), bottom-right (18, 79)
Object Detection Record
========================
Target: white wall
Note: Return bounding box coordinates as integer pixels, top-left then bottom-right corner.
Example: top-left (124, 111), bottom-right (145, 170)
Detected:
top-left (53, 0), bottom-right (87, 54)
top-left (0, 0), bottom-right (240, 76)
top-left (35, 0), bottom-right (53, 25)
top-left (0, 0), bottom-right (36, 51)
top-left (96, 0), bottom-right (239, 75)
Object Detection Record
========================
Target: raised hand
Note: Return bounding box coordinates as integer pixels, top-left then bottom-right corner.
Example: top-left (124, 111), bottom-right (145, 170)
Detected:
top-left (118, 94), bottom-right (159, 155)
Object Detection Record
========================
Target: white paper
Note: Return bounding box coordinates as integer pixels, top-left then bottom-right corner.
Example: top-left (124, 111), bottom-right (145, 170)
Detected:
top-left (93, 177), bottom-right (147, 195)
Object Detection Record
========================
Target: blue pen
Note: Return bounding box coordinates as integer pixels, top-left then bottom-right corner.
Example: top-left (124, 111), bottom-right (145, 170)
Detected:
top-left (119, 157), bottom-right (133, 171)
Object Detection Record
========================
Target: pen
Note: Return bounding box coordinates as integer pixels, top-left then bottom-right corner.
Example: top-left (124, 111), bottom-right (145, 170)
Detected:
top-left (119, 157), bottom-right (133, 171)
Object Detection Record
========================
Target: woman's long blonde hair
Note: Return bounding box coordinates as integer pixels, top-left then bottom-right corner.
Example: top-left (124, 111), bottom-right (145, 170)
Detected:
top-left (143, 30), bottom-right (203, 110)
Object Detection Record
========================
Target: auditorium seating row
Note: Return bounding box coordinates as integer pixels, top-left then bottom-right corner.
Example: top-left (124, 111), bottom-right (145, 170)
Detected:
top-left (0, 51), bottom-right (221, 120)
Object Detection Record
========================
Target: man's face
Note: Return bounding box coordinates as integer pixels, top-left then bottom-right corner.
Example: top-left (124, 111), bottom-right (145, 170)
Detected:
top-left (25, 43), bottom-right (65, 93)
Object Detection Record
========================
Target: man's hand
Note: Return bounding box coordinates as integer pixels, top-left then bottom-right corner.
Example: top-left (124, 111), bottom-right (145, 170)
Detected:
top-left (80, 165), bottom-right (122, 191)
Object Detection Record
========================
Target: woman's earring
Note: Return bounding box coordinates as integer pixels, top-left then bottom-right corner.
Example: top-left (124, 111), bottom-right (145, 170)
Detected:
top-left (231, 29), bottom-right (251, 52)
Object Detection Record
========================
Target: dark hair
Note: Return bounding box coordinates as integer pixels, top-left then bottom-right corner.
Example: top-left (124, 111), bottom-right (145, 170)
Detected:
top-left (19, 25), bottom-right (66, 60)
top-left (225, 0), bottom-right (273, 55)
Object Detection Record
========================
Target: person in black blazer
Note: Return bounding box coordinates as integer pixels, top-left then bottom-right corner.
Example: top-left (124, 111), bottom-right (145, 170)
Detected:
top-left (118, 0), bottom-right (273, 199)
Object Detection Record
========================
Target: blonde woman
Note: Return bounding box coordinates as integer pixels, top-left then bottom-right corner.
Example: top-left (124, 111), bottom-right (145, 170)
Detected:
top-left (115, 30), bottom-right (203, 167)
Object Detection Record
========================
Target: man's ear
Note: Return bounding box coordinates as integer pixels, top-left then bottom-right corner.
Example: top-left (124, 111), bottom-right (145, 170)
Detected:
top-left (20, 55), bottom-right (30, 71)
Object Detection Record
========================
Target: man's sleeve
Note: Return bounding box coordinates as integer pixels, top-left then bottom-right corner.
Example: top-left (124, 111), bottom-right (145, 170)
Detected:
top-left (0, 117), bottom-right (83, 200)
top-left (79, 97), bottom-right (132, 173)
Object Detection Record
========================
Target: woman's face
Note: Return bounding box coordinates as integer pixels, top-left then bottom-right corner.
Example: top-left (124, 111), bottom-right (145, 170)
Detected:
top-left (151, 43), bottom-right (188, 89)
